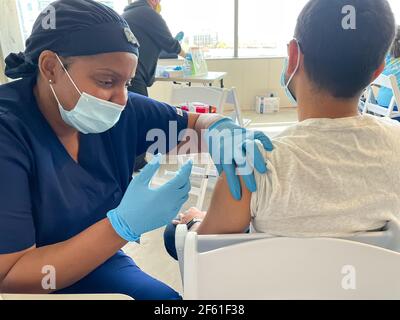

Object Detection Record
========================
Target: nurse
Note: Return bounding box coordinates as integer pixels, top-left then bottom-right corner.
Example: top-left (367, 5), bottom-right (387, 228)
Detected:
top-left (0, 0), bottom-right (272, 299)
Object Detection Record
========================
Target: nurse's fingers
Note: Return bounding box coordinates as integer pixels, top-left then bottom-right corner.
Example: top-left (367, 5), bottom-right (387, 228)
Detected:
top-left (240, 172), bottom-right (257, 194)
top-left (163, 160), bottom-right (193, 190)
top-left (223, 163), bottom-right (242, 200)
top-left (172, 195), bottom-right (190, 216)
top-left (162, 196), bottom-right (190, 225)
top-left (136, 153), bottom-right (162, 185)
top-left (254, 131), bottom-right (274, 152)
top-left (243, 140), bottom-right (267, 175)
top-left (171, 181), bottom-right (191, 201)
top-left (207, 137), bottom-right (223, 176)
top-left (214, 163), bottom-right (223, 176)
top-left (235, 142), bottom-right (256, 193)
top-left (179, 194), bottom-right (190, 205)
top-left (176, 181), bottom-right (191, 197)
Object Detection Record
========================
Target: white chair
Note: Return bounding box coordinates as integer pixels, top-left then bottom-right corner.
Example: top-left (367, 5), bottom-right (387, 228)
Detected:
top-left (171, 86), bottom-right (228, 115)
top-left (149, 153), bottom-right (216, 211)
top-left (170, 154), bottom-right (216, 211)
top-left (0, 294), bottom-right (133, 300)
top-left (225, 87), bottom-right (251, 127)
top-left (169, 87), bottom-right (229, 210)
top-left (171, 86), bottom-right (250, 127)
top-left (176, 221), bottom-right (400, 300)
top-left (363, 74), bottom-right (400, 119)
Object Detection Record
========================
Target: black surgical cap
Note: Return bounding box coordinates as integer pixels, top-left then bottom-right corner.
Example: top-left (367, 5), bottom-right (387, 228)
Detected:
top-left (5, 0), bottom-right (139, 79)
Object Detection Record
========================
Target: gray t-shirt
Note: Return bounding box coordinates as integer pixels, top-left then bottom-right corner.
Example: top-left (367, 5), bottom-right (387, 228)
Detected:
top-left (251, 115), bottom-right (400, 237)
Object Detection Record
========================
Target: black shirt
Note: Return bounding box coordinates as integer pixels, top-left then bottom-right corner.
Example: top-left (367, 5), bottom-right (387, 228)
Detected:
top-left (122, 0), bottom-right (182, 88)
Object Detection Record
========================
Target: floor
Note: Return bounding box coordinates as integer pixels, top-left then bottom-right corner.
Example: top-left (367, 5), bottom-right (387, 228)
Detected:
top-left (122, 108), bottom-right (298, 295)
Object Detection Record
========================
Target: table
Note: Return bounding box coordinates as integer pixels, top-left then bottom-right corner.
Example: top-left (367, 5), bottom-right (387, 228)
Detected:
top-left (155, 70), bottom-right (250, 127)
top-left (155, 71), bottom-right (227, 88)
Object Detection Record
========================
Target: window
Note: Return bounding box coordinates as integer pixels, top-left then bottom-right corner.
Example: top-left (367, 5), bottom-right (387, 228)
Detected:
top-left (238, 0), bottom-right (400, 58)
top-left (388, 0), bottom-right (400, 21)
top-left (161, 0), bottom-right (234, 59)
top-left (162, 0), bottom-right (309, 58)
top-left (163, 0), bottom-right (400, 59)
top-left (17, 0), bottom-right (128, 41)
top-left (238, 0), bottom-right (308, 57)
top-left (95, 0), bottom-right (128, 14)
top-left (16, 0), bottom-right (400, 58)
top-left (17, 0), bottom-right (53, 40)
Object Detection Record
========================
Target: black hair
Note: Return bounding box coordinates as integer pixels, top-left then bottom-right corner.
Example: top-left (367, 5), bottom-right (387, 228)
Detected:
top-left (391, 26), bottom-right (400, 59)
top-left (294, 0), bottom-right (396, 98)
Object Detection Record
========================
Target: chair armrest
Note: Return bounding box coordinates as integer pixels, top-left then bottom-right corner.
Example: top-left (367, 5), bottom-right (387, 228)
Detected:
top-left (175, 224), bottom-right (188, 282)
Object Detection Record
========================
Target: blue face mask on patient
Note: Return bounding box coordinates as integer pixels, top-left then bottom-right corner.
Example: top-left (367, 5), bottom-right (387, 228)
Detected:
top-left (280, 39), bottom-right (301, 105)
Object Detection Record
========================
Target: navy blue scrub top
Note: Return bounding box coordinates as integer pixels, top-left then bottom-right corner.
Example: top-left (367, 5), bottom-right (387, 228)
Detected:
top-left (0, 76), bottom-right (188, 254)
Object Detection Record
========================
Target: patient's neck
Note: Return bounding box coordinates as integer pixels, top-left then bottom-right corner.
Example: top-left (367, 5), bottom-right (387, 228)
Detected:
top-left (296, 81), bottom-right (360, 122)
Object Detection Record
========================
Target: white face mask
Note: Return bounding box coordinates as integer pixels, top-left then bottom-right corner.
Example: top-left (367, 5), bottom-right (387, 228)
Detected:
top-left (49, 55), bottom-right (125, 134)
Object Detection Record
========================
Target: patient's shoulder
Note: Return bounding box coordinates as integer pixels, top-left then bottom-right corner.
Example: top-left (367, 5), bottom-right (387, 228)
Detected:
top-left (373, 116), bottom-right (400, 129)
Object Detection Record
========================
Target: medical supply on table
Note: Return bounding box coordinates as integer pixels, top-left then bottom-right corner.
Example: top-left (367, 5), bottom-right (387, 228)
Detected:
top-left (156, 48), bottom-right (209, 79)
top-left (257, 96), bottom-right (266, 114)
top-left (182, 48), bottom-right (208, 77)
top-left (183, 53), bottom-right (195, 77)
top-left (190, 47), bottom-right (208, 76)
top-left (156, 65), bottom-right (184, 78)
top-left (178, 102), bottom-right (217, 114)
top-left (255, 94), bottom-right (280, 114)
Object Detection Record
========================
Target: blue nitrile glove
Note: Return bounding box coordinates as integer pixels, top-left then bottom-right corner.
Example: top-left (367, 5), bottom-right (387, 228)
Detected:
top-left (107, 154), bottom-right (193, 242)
top-left (205, 118), bottom-right (273, 200)
top-left (175, 31), bottom-right (185, 42)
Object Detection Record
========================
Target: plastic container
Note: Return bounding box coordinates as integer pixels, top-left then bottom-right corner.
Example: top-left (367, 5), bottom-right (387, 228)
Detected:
top-left (178, 102), bottom-right (213, 113)
top-left (164, 70), bottom-right (184, 78)
top-left (183, 53), bottom-right (194, 77)
top-left (256, 94), bottom-right (280, 114)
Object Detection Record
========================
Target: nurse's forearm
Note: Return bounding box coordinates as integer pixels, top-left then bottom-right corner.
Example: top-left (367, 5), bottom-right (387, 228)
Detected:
top-left (185, 113), bottom-right (225, 153)
top-left (1, 218), bottom-right (127, 294)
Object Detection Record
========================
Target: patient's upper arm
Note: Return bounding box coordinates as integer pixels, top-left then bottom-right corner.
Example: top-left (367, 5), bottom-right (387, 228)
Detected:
top-left (197, 173), bottom-right (252, 235)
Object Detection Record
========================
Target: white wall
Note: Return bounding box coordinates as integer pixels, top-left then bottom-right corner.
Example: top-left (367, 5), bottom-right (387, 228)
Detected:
top-left (149, 57), bottom-right (294, 111)
top-left (0, 0), bottom-right (25, 84)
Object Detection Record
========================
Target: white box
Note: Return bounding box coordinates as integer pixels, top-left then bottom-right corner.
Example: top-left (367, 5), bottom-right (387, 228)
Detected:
top-left (255, 96), bottom-right (280, 114)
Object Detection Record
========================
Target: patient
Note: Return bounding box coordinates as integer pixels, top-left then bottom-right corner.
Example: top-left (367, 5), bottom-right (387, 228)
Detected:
top-left (377, 25), bottom-right (400, 109)
top-left (164, 0), bottom-right (400, 258)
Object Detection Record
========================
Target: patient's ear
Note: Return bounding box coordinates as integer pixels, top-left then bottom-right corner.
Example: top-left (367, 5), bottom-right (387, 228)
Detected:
top-left (371, 61), bottom-right (386, 82)
top-left (287, 40), bottom-right (300, 74)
